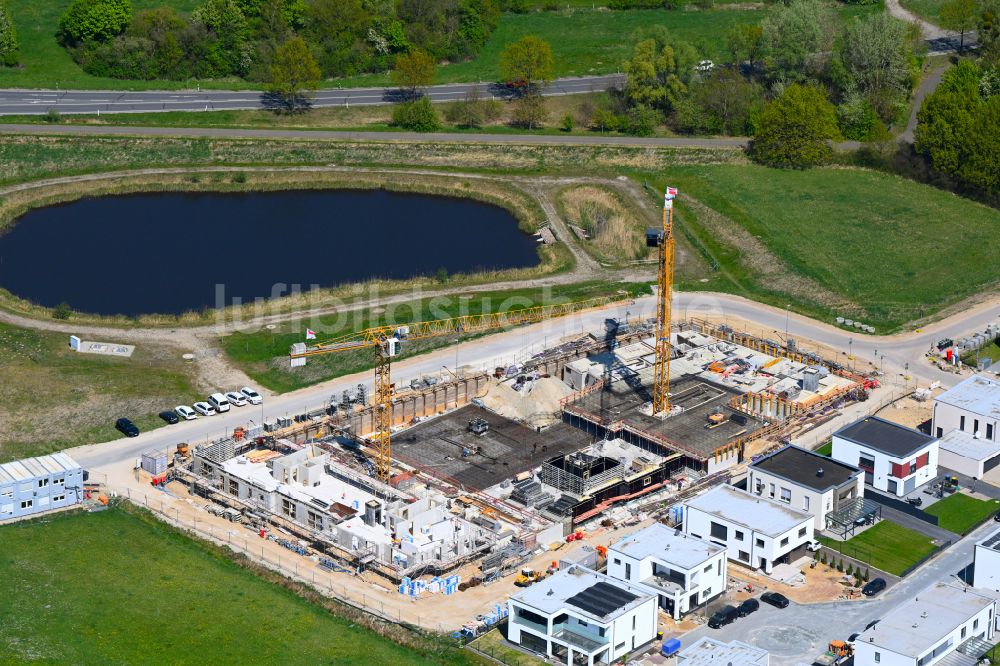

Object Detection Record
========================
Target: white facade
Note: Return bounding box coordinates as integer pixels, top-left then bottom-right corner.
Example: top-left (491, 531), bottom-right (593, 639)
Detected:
top-left (0, 453), bottom-right (84, 521)
top-left (854, 582), bottom-right (996, 666)
top-left (973, 529), bottom-right (1000, 591)
top-left (938, 429), bottom-right (1000, 479)
top-left (677, 638), bottom-right (769, 666)
top-left (932, 374), bottom-right (1000, 442)
top-left (832, 417), bottom-right (938, 497)
top-left (683, 485), bottom-right (813, 574)
top-left (507, 566), bottom-right (658, 666)
top-left (607, 523), bottom-right (727, 619)
top-left (748, 446), bottom-right (863, 531)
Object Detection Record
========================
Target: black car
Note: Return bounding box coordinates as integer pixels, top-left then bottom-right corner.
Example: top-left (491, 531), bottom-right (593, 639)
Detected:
top-left (863, 578), bottom-right (887, 597)
top-left (158, 410), bottom-right (180, 424)
top-left (993, 511), bottom-right (1000, 522)
top-left (115, 417), bottom-right (140, 437)
top-left (907, 497), bottom-right (923, 507)
top-left (737, 598), bottom-right (760, 617)
top-left (708, 605), bottom-right (739, 629)
top-left (760, 592), bottom-right (790, 608)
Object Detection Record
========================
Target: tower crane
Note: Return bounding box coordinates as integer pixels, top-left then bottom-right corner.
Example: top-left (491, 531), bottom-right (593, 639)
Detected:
top-left (288, 296), bottom-right (621, 483)
top-left (648, 186), bottom-right (677, 415)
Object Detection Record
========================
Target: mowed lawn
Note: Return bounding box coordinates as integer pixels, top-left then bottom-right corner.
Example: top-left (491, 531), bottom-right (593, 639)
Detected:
top-left (0, 507), bottom-right (479, 665)
top-left (819, 521), bottom-right (939, 576)
top-left (925, 493), bottom-right (1000, 535)
top-left (899, 0), bottom-right (945, 22)
top-left (667, 165), bottom-right (1000, 331)
top-left (0, 322), bottom-right (197, 463)
top-left (0, 2), bottom-right (878, 90)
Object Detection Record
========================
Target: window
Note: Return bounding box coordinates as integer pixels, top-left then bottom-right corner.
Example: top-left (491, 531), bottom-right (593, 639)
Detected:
top-left (735, 530), bottom-right (744, 541)
top-left (20, 499), bottom-right (33, 509)
top-left (975, 419), bottom-right (980, 435)
top-left (780, 537), bottom-right (789, 547)
top-left (307, 510), bottom-right (322, 530)
top-left (780, 487), bottom-right (791, 503)
top-left (798, 527), bottom-right (807, 538)
top-left (625, 563), bottom-right (631, 579)
top-left (989, 424), bottom-right (995, 440)
top-left (961, 415), bottom-right (966, 431)
top-left (643, 476), bottom-right (651, 487)
top-left (718, 560), bottom-right (722, 575)
top-left (616, 642), bottom-right (626, 651)
top-left (974, 618), bottom-right (980, 630)
top-left (803, 496), bottom-right (810, 511)
top-left (37, 478), bottom-right (49, 488)
top-left (710, 521), bottom-right (728, 541)
top-left (962, 627), bottom-right (967, 639)
top-left (702, 587), bottom-right (712, 598)
top-left (632, 616), bottom-right (636, 630)
top-left (579, 620), bottom-right (589, 628)
top-left (874, 653), bottom-right (880, 664)
top-left (52, 494), bottom-right (65, 502)
top-left (281, 498), bottom-right (295, 518)
top-left (755, 480), bottom-right (764, 495)
top-left (937, 427), bottom-right (943, 438)
top-left (613, 558), bottom-right (621, 566)
top-left (53, 477), bottom-right (64, 485)
top-left (738, 550), bottom-right (750, 562)
top-left (704, 564), bottom-right (712, 572)
top-left (756, 538), bottom-right (764, 548)
top-left (909, 461), bottom-right (917, 474)
top-left (228, 479), bottom-right (239, 495)
top-left (769, 483), bottom-right (775, 498)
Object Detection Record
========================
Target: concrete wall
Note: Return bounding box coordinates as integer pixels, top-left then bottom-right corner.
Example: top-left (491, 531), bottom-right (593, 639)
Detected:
top-left (348, 374), bottom-right (491, 436)
top-left (974, 543), bottom-right (1000, 591)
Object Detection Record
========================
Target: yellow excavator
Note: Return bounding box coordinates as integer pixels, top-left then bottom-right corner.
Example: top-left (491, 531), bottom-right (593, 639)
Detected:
top-left (514, 568), bottom-right (545, 587)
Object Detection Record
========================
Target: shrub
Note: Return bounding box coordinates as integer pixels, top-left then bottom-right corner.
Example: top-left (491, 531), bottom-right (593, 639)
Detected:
top-left (560, 114), bottom-right (574, 132)
top-left (0, 0), bottom-right (19, 66)
top-left (751, 83), bottom-right (839, 168)
top-left (58, 0), bottom-right (132, 45)
top-left (591, 109), bottom-right (620, 132)
top-left (510, 94), bottom-right (547, 129)
top-left (837, 559), bottom-right (845, 572)
top-left (52, 302), bottom-right (72, 320)
top-left (44, 108), bottom-right (62, 123)
top-left (622, 105), bottom-right (660, 136)
top-left (846, 563), bottom-right (854, 576)
top-left (391, 97), bottom-right (440, 131)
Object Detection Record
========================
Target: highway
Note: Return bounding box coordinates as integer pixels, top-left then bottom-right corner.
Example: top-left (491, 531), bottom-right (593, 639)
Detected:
top-left (0, 75), bottom-right (622, 116)
top-left (70, 291), bottom-right (1000, 472)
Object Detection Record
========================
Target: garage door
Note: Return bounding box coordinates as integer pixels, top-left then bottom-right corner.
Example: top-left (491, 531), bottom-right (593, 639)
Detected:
top-left (904, 476), bottom-right (916, 494)
top-left (984, 453), bottom-right (1000, 473)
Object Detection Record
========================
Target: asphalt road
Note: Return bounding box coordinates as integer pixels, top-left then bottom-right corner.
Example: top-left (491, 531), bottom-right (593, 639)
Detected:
top-left (0, 75), bottom-right (622, 116)
top-left (681, 515), bottom-right (995, 666)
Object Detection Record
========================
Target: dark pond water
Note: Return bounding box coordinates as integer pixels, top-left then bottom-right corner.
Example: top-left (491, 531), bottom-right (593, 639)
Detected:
top-left (0, 189), bottom-right (540, 316)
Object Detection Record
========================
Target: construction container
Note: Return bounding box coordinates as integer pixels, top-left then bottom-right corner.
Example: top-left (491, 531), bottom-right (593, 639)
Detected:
top-left (141, 451), bottom-right (168, 475)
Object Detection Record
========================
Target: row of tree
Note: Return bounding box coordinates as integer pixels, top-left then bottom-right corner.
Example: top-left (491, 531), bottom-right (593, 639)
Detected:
top-left (0, 0), bottom-right (17, 67)
top-left (56, 0), bottom-right (502, 81)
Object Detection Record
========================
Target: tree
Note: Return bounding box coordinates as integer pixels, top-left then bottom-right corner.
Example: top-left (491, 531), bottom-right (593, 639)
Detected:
top-left (0, 0), bottom-right (18, 66)
top-left (510, 93), bottom-right (547, 128)
top-left (841, 14), bottom-right (915, 120)
top-left (269, 36), bottom-right (321, 111)
top-left (392, 48), bottom-right (436, 92)
top-left (981, 0), bottom-right (1000, 65)
top-left (58, 0), bottom-right (132, 45)
top-left (760, 0), bottom-right (837, 82)
top-left (695, 68), bottom-right (759, 135)
top-left (915, 60), bottom-right (1000, 200)
top-left (940, 0), bottom-right (979, 51)
top-left (726, 24), bottom-right (763, 71)
top-left (751, 83), bottom-right (839, 168)
top-left (392, 96), bottom-right (441, 131)
top-left (499, 35), bottom-right (553, 87)
top-left (623, 38), bottom-right (690, 117)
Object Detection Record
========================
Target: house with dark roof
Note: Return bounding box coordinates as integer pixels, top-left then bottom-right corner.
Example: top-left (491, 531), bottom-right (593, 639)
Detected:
top-left (832, 416), bottom-right (938, 497)
top-left (507, 565), bottom-right (658, 666)
top-left (748, 445), bottom-right (863, 531)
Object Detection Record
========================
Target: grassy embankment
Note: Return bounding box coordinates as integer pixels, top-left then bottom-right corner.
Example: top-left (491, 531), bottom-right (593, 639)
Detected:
top-left (818, 521), bottom-right (939, 576)
top-left (0, 322), bottom-right (196, 463)
top-left (0, 505), bottom-right (483, 665)
top-left (924, 493), bottom-right (1000, 535)
top-left (222, 281), bottom-right (653, 393)
top-left (644, 164), bottom-right (1000, 333)
top-left (555, 184), bottom-right (654, 266)
top-left (899, 0), bottom-right (945, 23)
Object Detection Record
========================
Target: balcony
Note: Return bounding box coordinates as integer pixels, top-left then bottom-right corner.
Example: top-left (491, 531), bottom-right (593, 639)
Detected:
top-left (643, 574), bottom-right (687, 595)
top-left (511, 613), bottom-right (548, 636)
top-left (552, 625), bottom-right (608, 652)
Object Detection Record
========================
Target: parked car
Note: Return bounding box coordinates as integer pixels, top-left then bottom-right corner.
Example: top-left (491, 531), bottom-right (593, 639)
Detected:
top-left (207, 393), bottom-right (231, 413)
top-left (863, 578), bottom-right (887, 597)
top-left (158, 410), bottom-right (180, 424)
top-left (193, 401), bottom-right (217, 416)
top-left (737, 598), bottom-right (760, 617)
top-left (175, 405), bottom-right (197, 420)
top-left (761, 592), bottom-right (789, 609)
top-left (708, 605), bottom-right (739, 628)
top-left (115, 417), bottom-right (140, 437)
top-left (907, 497), bottom-right (923, 507)
top-left (993, 511), bottom-right (1000, 522)
top-left (806, 540), bottom-right (823, 552)
top-left (225, 391), bottom-right (247, 407)
top-left (240, 386), bottom-right (263, 405)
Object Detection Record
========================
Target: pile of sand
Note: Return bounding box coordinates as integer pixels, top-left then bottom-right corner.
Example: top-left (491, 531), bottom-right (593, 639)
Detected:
top-left (479, 377), bottom-right (574, 425)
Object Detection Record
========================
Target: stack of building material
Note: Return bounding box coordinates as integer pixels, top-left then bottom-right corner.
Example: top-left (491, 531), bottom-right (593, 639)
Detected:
top-left (511, 479), bottom-right (543, 506)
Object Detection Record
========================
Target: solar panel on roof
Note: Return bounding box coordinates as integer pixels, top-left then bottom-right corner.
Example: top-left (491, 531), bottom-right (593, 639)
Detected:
top-left (983, 532), bottom-right (1000, 550)
top-left (566, 582), bottom-right (638, 618)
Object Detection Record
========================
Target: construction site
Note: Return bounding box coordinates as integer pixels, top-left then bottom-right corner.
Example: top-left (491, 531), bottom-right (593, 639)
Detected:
top-left (154, 187), bottom-right (878, 603)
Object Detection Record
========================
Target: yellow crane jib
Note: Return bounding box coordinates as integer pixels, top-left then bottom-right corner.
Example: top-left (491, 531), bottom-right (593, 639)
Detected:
top-left (286, 295), bottom-right (624, 483)
top-left (647, 185), bottom-right (677, 416)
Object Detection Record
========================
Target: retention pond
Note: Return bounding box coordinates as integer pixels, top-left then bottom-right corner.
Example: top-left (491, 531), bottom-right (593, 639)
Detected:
top-left (0, 189), bottom-right (540, 316)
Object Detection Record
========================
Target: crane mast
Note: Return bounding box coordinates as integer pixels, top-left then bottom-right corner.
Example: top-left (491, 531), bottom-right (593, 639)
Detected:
top-left (652, 186), bottom-right (677, 415)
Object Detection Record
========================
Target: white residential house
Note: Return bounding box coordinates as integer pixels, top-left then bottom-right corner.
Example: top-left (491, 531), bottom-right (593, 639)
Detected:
top-left (853, 582), bottom-right (997, 666)
top-left (677, 637), bottom-right (769, 666)
top-left (932, 374), bottom-right (1000, 442)
top-left (683, 484), bottom-right (814, 574)
top-left (507, 565), bottom-right (658, 666)
top-left (973, 528), bottom-right (1000, 592)
top-left (607, 522), bottom-right (727, 619)
top-left (937, 429), bottom-right (1000, 479)
top-left (832, 416), bottom-right (938, 496)
top-left (748, 445), bottom-right (864, 531)
top-left (0, 452), bottom-right (84, 521)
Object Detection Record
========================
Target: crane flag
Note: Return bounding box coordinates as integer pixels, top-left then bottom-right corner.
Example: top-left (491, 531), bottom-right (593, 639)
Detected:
top-left (665, 187), bottom-right (678, 200)
top-left (306, 329), bottom-right (317, 340)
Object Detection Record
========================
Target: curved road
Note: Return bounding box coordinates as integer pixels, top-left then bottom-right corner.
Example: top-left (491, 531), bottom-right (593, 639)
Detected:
top-left (0, 75), bottom-right (622, 116)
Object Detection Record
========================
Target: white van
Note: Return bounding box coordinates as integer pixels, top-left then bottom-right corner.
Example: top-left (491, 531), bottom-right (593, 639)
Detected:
top-left (207, 393), bottom-right (231, 413)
